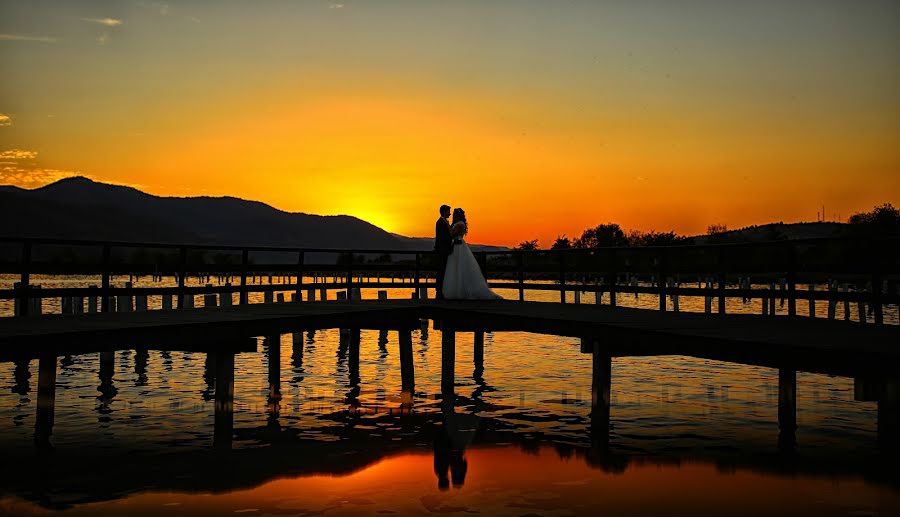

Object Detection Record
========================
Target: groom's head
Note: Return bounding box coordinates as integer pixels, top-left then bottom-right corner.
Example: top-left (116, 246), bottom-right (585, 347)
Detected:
top-left (439, 205), bottom-right (451, 218)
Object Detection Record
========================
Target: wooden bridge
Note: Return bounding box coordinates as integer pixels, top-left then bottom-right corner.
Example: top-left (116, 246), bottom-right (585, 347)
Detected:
top-left (0, 235), bottom-right (898, 451)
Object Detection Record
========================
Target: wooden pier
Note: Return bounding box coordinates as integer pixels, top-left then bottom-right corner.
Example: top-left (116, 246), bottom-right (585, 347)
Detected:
top-left (1, 299), bottom-right (897, 378)
top-left (1, 235), bottom-right (899, 456)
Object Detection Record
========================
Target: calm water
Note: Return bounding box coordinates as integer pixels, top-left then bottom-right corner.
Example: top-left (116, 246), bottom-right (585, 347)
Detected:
top-left (0, 277), bottom-right (898, 515)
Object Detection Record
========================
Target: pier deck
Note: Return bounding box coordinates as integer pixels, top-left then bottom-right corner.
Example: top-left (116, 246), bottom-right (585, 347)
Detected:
top-left (0, 300), bottom-right (897, 376)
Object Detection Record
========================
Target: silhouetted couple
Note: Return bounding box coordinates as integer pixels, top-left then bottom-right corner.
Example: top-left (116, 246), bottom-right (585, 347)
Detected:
top-left (434, 204), bottom-right (502, 300)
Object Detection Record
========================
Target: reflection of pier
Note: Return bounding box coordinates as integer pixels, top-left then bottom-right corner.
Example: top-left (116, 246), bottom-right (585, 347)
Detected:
top-left (5, 318), bottom-right (899, 510)
top-left (19, 319), bottom-right (900, 455)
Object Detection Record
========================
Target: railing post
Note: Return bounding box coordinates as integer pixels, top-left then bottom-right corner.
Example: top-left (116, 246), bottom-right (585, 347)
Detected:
top-left (17, 240), bottom-right (32, 317)
top-left (346, 251), bottom-right (354, 300)
top-left (176, 246), bottom-right (187, 309)
top-left (717, 250), bottom-right (727, 315)
top-left (558, 252), bottom-right (566, 304)
top-left (657, 249), bottom-right (667, 312)
top-left (100, 244), bottom-right (111, 313)
top-left (295, 250), bottom-right (305, 303)
top-left (478, 251), bottom-right (487, 281)
top-left (239, 248), bottom-right (249, 305)
top-left (414, 253), bottom-right (421, 299)
top-left (872, 270), bottom-right (884, 326)
top-left (786, 243), bottom-right (797, 317)
top-left (517, 252), bottom-right (525, 302)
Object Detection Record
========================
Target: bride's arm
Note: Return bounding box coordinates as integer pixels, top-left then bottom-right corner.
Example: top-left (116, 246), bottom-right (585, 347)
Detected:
top-left (450, 222), bottom-right (463, 237)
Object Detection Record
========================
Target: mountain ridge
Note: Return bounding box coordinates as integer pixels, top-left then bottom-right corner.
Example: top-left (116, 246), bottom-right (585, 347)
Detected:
top-left (0, 176), bottom-right (427, 250)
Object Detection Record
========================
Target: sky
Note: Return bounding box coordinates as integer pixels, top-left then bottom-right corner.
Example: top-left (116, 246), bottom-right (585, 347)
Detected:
top-left (1, 0), bottom-right (899, 246)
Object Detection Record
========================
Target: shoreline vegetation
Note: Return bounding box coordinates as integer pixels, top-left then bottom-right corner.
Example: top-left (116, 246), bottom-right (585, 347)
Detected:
top-left (516, 203), bottom-right (900, 251)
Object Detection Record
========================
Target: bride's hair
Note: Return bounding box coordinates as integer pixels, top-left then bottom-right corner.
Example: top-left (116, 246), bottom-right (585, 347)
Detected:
top-left (451, 208), bottom-right (466, 226)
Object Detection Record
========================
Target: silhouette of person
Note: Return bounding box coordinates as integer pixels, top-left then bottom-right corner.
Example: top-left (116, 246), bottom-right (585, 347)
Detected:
top-left (434, 204), bottom-right (453, 300)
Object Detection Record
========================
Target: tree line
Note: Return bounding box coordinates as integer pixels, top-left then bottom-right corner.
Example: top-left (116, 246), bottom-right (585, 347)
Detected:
top-left (514, 203), bottom-right (899, 250)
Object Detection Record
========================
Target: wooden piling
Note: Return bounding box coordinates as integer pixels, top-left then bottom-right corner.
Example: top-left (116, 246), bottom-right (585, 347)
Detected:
top-left (441, 327), bottom-right (456, 396)
top-left (591, 341), bottom-right (612, 446)
top-left (348, 328), bottom-right (361, 385)
top-left (474, 330), bottom-right (485, 371)
top-left (267, 336), bottom-right (281, 404)
top-left (778, 368), bottom-right (797, 449)
top-left (214, 351), bottom-right (235, 451)
top-left (34, 353), bottom-right (57, 448)
top-left (399, 328), bottom-right (415, 392)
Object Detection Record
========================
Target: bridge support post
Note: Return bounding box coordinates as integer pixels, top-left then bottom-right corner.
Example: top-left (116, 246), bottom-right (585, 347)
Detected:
top-left (591, 341), bottom-right (611, 447)
top-left (778, 368), bottom-right (797, 450)
top-left (292, 332), bottom-right (304, 361)
top-left (441, 326), bottom-right (456, 398)
top-left (474, 330), bottom-right (484, 372)
top-left (399, 328), bottom-right (415, 393)
top-left (877, 379), bottom-right (899, 451)
top-left (34, 353), bottom-right (57, 448)
top-left (348, 329), bottom-right (361, 385)
top-left (266, 336), bottom-right (281, 410)
top-left (214, 350), bottom-right (235, 451)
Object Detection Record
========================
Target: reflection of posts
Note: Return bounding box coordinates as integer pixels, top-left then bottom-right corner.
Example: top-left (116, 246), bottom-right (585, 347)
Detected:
top-left (348, 329), bottom-right (361, 386)
top-left (590, 341), bottom-right (611, 447)
top-left (399, 329), bottom-right (415, 392)
top-left (473, 331), bottom-right (484, 373)
top-left (442, 327), bottom-right (456, 397)
top-left (214, 351), bottom-right (235, 451)
top-left (34, 353), bottom-right (57, 448)
top-left (98, 351), bottom-right (117, 401)
top-left (877, 379), bottom-right (899, 451)
top-left (778, 368), bottom-right (797, 450)
top-left (203, 351), bottom-right (216, 400)
top-left (13, 359), bottom-right (30, 395)
top-left (134, 349), bottom-right (149, 386)
top-left (266, 335), bottom-right (282, 411)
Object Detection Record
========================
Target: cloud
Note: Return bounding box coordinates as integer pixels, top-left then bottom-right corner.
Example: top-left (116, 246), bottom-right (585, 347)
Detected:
top-left (0, 114), bottom-right (10, 127)
top-left (0, 149), bottom-right (38, 160)
top-left (135, 1), bottom-right (169, 16)
top-left (0, 165), bottom-right (87, 188)
top-left (0, 34), bottom-right (57, 43)
top-left (329, 3), bottom-right (345, 8)
top-left (82, 17), bottom-right (123, 27)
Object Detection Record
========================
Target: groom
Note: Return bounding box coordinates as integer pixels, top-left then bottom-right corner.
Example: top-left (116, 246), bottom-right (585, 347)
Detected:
top-left (434, 204), bottom-right (453, 300)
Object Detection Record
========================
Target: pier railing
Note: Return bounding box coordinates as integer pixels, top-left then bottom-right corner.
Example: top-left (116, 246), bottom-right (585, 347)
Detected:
top-left (0, 236), bottom-right (897, 324)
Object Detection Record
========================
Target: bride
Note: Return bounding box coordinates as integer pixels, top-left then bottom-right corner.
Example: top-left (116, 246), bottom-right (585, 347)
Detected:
top-left (443, 208), bottom-right (503, 300)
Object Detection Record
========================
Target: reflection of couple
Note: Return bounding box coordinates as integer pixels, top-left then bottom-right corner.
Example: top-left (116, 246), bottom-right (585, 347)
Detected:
top-left (434, 204), bottom-right (502, 301)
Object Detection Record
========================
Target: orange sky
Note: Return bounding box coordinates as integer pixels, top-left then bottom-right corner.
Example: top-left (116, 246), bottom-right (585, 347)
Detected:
top-left (1, 1), bottom-right (899, 246)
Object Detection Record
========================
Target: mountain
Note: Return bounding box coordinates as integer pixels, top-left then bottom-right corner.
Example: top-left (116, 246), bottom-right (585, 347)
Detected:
top-left (0, 177), bottom-right (427, 250)
top-left (689, 222), bottom-right (848, 245)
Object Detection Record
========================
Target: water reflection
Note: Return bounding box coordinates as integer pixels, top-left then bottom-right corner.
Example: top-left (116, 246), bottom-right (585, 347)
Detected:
top-left (0, 325), bottom-right (898, 514)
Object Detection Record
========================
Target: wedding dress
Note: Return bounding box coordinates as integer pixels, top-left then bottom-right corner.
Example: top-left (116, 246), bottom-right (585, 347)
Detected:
top-left (442, 222), bottom-right (503, 300)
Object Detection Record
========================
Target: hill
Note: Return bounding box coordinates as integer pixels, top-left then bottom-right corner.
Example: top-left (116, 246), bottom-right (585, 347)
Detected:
top-left (0, 177), bottom-right (424, 250)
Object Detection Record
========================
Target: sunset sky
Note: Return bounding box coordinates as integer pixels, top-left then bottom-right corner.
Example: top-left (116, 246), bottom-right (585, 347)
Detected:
top-left (1, 0), bottom-right (898, 246)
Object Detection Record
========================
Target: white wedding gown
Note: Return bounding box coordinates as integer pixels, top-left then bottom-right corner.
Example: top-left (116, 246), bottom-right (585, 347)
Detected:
top-left (442, 222), bottom-right (503, 300)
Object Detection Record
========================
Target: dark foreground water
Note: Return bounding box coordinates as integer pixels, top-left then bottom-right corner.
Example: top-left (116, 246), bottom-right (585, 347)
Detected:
top-left (1, 326), bottom-right (898, 516)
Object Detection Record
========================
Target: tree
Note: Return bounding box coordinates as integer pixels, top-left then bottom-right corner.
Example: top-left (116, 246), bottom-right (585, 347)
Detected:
top-left (628, 230), bottom-right (684, 246)
top-left (550, 235), bottom-right (572, 249)
top-left (515, 239), bottom-right (540, 251)
top-left (707, 223), bottom-right (727, 235)
top-left (574, 223), bottom-right (628, 248)
top-left (848, 203), bottom-right (900, 237)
